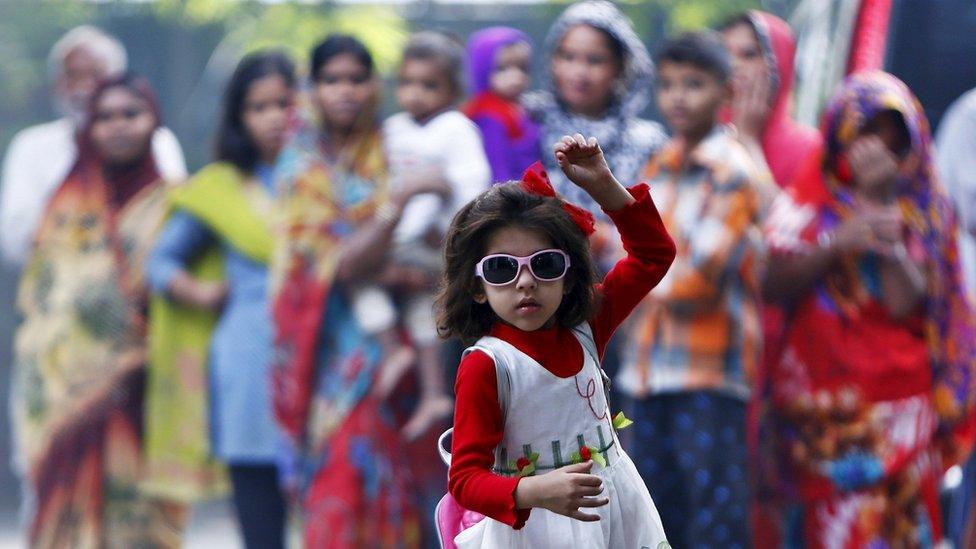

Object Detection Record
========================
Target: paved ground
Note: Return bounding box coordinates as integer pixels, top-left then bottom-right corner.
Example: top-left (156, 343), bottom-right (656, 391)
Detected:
top-left (0, 499), bottom-right (243, 548)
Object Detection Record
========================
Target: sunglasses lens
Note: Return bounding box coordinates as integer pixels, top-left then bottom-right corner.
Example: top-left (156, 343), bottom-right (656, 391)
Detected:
top-left (482, 256), bottom-right (520, 285)
top-left (530, 251), bottom-right (566, 280)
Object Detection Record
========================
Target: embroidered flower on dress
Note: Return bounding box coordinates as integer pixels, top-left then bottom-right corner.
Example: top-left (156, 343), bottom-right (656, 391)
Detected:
top-left (571, 445), bottom-right (607, 467)
top-left (513, 452), bottom-right (540, 477)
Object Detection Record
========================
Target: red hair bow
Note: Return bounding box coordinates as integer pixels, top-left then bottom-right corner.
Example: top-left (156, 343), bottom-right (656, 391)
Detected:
top-left (520, 162), bottom-right (596, 236)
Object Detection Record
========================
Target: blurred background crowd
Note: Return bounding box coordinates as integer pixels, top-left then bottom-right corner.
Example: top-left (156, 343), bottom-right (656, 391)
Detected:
top-left (2, 0), bottom-right (976, 548)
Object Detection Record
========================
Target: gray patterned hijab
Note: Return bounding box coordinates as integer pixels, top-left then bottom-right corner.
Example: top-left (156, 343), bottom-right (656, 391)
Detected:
top-left (524, 0), bottom-right (665, 216)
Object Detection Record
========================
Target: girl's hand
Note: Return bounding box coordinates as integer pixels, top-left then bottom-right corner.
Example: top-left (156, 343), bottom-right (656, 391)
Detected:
top-left (514, 461), bottom-right (608, 521)
top-left (554, 134), bottom-right (634, 211)
top-left (554, 134), bottom-right (614, 192)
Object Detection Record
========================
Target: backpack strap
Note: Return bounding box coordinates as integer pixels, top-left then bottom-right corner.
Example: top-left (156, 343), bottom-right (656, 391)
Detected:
top-left (571, 323), bottom-right (613, 408)
top-left (440, 340), bottom-right (512, 467)
top-left (462, 341), bottom-right (511, 425)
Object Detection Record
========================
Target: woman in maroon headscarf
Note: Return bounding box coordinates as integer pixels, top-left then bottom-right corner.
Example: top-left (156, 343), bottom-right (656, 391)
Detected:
top-left (11, 73), bottom-right (185, 548)
top-left (722, 11), bottom-right (821, 189)
top-left (721, 12), bottom-right (824, 546)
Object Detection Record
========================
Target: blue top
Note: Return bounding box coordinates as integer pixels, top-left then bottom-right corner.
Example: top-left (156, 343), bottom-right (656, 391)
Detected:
top-left (146, 164), bottom-right (278, 463)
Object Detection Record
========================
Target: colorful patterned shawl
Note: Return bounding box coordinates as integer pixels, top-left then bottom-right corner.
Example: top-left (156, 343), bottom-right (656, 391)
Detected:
top-left (12, 75), bottom-right (188, 548)
top-left (776, 71), bottom-right (976, 441)
top-left (13, 162), bottom-right (183, 548)
top-left (270, 115), bottom-right (388, 450)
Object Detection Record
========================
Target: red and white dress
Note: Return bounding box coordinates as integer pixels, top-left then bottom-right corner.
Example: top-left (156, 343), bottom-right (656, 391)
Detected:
top-left (455, 324), bottom-right (668, 547)
top-left (448, 183), bottom-right (676, 548)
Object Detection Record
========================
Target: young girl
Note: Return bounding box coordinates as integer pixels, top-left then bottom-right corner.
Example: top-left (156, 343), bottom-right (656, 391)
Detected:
top-left (439, 134), bottom-right (675, 547)
top-left (462, 26), bottom-right (540, 182)
top-left (145, 51), bottom-right (295, 548)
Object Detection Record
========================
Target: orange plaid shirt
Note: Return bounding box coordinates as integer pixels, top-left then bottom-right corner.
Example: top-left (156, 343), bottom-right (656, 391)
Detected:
top-left (618, 126), bottom-right (764, 400)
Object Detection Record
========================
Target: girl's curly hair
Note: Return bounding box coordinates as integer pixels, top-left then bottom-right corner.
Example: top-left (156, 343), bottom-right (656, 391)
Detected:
top-left (435, 182), bottom-right (599, 344)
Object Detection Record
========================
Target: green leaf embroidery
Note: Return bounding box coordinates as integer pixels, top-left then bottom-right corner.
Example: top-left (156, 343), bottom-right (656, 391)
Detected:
top-left (612, 411), bottom-right (634, 430)
top-left (588, 447), bottom-right (607, 467)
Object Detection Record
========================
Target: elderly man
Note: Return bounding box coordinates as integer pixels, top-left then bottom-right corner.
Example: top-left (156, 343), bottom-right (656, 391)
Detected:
top-left (0, 25), bottom-right (186, 266)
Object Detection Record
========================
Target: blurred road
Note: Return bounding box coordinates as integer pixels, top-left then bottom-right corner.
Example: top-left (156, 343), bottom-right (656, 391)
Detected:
top-left (0, 499), bottom-right (243, 549)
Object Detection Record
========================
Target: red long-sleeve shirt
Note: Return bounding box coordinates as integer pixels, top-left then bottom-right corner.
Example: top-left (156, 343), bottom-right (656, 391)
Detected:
top-left (448, 183), bottom-right (675, 528)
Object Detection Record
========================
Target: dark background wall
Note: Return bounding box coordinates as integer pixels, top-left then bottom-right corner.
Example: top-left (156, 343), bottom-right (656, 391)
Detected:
top-left (886, 0), bottom-right (976, 129)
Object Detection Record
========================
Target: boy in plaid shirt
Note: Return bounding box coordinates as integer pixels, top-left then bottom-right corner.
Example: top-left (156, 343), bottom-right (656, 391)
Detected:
top-left (618, 31), bottom-right (764, 549)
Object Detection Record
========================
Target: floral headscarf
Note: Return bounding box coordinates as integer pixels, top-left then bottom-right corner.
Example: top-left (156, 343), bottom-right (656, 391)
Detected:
top-left (523, 0), bottom-right (665, 216)
top-left (789, 71), bottom-right (976, 429)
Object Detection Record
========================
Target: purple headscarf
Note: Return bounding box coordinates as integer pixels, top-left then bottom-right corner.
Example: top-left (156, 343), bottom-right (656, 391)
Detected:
top-left (466, 27), bottom-right (531, 95)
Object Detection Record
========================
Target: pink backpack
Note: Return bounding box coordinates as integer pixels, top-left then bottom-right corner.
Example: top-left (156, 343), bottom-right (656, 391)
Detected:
top-left (434, 429), bottom-right (486, 548)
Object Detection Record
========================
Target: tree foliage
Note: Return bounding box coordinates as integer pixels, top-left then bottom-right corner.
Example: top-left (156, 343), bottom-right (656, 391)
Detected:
top-left (0, 0), bottom-right (796, 163)
top-left (149, 1), bottom-right (409, 74)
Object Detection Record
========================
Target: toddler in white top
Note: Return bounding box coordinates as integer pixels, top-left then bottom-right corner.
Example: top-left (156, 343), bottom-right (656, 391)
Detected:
top-left (353, 31), bottom-right (490, 438)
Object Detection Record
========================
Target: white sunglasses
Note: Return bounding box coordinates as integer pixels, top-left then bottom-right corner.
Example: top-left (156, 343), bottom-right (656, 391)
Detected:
top-left (474, 249), bottom-right (571, 286)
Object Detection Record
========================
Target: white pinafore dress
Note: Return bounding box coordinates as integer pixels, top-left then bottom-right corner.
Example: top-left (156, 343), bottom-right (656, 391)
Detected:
top-left (454, 323), bottom-right (670, 548)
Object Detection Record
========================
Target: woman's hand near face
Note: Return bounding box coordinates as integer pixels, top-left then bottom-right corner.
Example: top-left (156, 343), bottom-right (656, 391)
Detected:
top-left (731, 65), bottom-right (770, 143)
top-left (514, 461), bottom-right (609, 521)
top-left (847, 136), bottom-right (899, 202)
